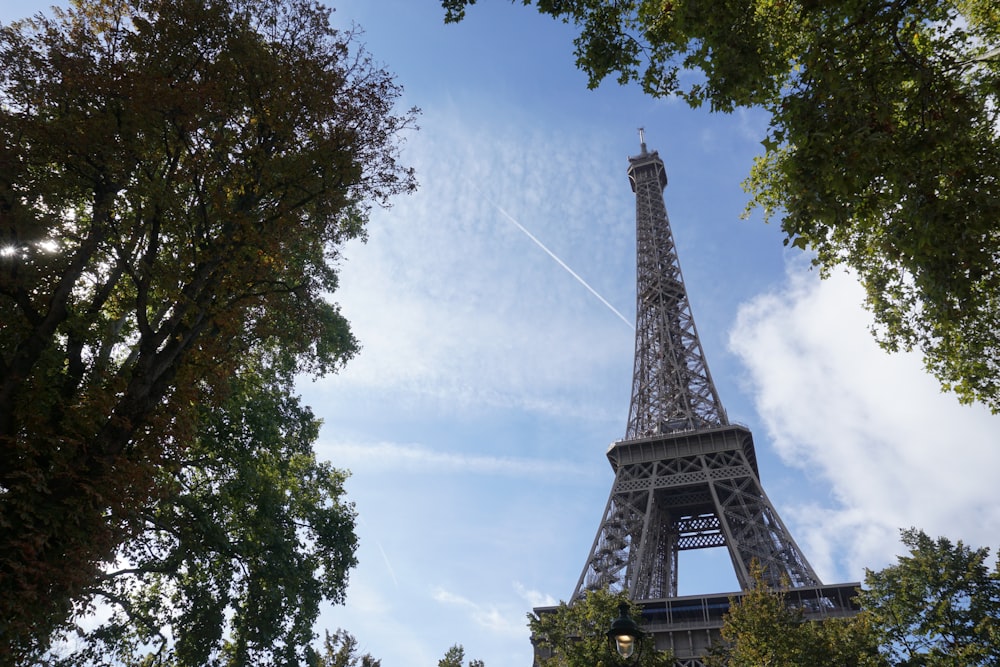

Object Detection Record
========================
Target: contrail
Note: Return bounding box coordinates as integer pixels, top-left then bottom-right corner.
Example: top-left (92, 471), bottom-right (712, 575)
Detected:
top-left (477, 189), bottom-right (634, 330)
top-left (357, 516), bottom-right (398, 587)
top-left (376, 540), bottom-right (399, 588)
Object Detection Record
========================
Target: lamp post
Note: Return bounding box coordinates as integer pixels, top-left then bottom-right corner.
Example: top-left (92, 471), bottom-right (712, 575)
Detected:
top-left (607, 602), bottom-right (644, 665)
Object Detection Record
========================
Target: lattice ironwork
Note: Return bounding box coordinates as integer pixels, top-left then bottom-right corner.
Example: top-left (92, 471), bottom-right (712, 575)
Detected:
top-left (625, 141), bottom-right (727, 439)
top-left (574, 427), bottom-right (820, 599)
top-left (573, 139), bottom-right (821, 602)
top-left (530, 138), bottom-right (859, 667)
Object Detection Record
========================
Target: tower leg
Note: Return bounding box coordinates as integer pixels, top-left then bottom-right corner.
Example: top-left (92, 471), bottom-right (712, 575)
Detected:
top-left (574, 427), bottom-right (820, 600)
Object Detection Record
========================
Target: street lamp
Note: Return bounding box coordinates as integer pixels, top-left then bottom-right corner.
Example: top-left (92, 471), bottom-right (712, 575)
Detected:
top-left (607, 602), bottom-right (643, 664)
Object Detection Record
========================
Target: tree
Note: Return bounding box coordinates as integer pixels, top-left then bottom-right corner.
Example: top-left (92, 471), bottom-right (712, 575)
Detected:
top-left (315, 628), bottom-right (382, 667)
top-left (708, 530), bottom-right (1000, 666)
top-left (438, 644), bottom-right (485, 667)
top-left (0, 0), bottom-right (416, 658)
top-left (442, 0), bottom-right (1000, 412)
top-left (528, 589), bottom-right (671, 667)
top-left (858, 528), bottom-right (1000, 666)
top-left (43, 362), bottom-right (359, 666)
top-left (706, 564), bottom-right (885, 667)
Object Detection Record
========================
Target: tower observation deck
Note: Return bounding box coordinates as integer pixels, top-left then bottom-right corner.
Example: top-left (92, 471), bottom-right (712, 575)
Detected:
top-left (531, 138), bottom-right (858, 667)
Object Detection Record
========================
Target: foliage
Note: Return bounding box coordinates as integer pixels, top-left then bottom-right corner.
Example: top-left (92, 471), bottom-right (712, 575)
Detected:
top-left (858, 528), bottom-right (1000, 666)
top-left (438, 644), bottom-right (485, 667)
top-left (43, 363), bottom-right (358, 666)
top-left (709, 531), bottom-right (1000, 666)
top-left (706, 564), bottom-right (884, 667)
top-left (0, 0), bottom-right (415, 658)
top-left (314, 628), bottom-right (382, 667)
top-left (442, 0), bottom-right (1000, 412)
top-left (528, 589), bottom-right (671, 667)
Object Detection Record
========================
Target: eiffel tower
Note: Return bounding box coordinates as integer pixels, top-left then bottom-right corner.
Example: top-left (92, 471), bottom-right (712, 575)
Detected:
top-left (533, 135), bottom-right (858, 666)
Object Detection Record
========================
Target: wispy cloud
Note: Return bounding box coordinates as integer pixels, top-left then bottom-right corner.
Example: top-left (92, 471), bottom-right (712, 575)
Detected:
top-left (320, 441), bottom-right (596, 478)
top-left (433, 588), bottom-right (527, 638)
top-left (307, 111), bottom-right (635, 423)
top-left (515, 581), bottom-right (558, 609)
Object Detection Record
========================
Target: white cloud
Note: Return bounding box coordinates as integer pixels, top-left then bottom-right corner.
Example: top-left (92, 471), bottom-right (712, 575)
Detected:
top-left (433, 588), bottom-right (527, 638)
top-left (319, 440), bottom-right (596, 478)
top-left (515, 581), bottom-right (558, 609)
top-left (730, 262), bottom-right (1000, 580)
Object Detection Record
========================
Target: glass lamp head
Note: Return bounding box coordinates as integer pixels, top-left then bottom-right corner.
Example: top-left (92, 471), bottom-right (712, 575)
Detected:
top-left (614, 633), bottom-right (636, 659)
top-left (606, 602), bottom-right (643, 663)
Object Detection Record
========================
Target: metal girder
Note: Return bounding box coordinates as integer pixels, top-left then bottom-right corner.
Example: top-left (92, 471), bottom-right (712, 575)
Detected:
top-left (625, 145), bottom-right (727, 440)
top-left (550, 141), bottom-right (854, 667)
top-left (573, 143), bottom-right (821, 603)
top-left (573, 429), bottom-right (820, 600)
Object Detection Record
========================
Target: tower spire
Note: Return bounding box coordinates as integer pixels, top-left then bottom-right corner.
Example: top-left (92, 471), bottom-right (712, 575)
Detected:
top-left (624, 143), bottom-right (726, 439)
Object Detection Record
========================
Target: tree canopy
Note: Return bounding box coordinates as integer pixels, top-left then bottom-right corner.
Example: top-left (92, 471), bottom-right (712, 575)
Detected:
top-left (708, 529), bottom-right (1000, 666)
top-left (529, 589), bottom-right (671, 667)
top-left (858, 528), bottom-right (1000, 666)
top-left (442, 0), bottom-right (1000, 412)
top-left (315, 628), bottom-right (382, 667)
top-left (533, 531), bottom-right (1000, 667)
top-left (707, 564), bottom-right (885, 667)
top-left (0, 0), bottom-right (415, 658)
top-left (438, 644), bottom-right (485, 667)
top-left (44, 363), bottom-right (359, 666)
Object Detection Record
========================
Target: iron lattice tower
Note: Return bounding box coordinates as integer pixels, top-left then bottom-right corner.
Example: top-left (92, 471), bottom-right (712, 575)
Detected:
top-left (573, 137), bottom-right (821, 602)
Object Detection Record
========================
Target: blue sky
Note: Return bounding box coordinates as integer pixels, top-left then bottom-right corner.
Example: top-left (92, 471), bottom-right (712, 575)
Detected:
top-left (5, 1), bottom-right (1000, 666)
